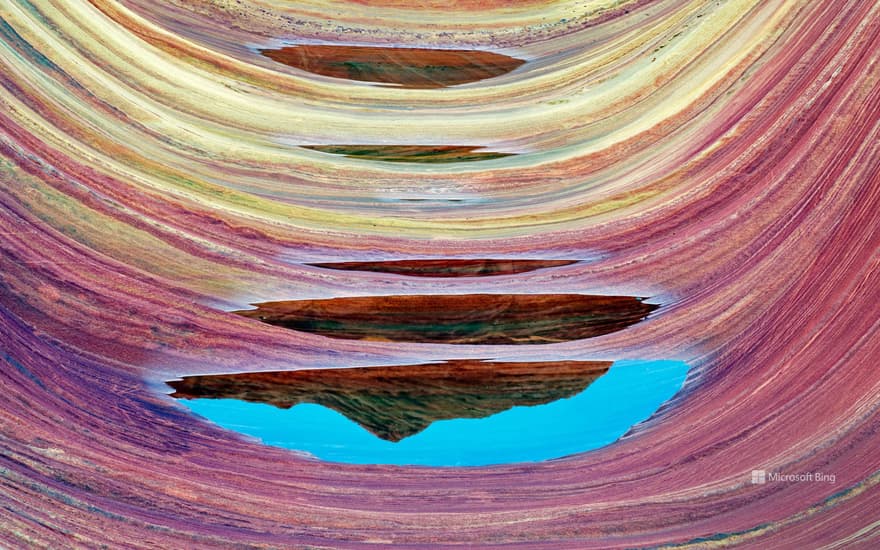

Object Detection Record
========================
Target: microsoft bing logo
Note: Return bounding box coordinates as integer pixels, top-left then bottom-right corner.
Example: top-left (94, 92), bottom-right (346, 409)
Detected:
top-left (749, 469), bottom-right (835, 484)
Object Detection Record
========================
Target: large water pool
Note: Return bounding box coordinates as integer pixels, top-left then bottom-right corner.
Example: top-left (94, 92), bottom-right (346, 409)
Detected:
top-left (176, 359), bottom-right (688, 466)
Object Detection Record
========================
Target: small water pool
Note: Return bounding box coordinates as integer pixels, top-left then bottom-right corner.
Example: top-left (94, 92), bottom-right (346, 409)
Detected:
top-left (175, 359), bottom-right (688, 466)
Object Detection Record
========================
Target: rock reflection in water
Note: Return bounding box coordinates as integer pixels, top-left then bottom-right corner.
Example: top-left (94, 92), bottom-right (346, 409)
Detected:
top-left (309, 259), bottom-right (577, 277)
top-left (169, 360), bottom-right (611, 441)
top-left (233, 294), bottom-right (659, 344)
top-left (259, 45), bottom-right (525, 88)
top-left (168, 360), bottom-right (689, 466)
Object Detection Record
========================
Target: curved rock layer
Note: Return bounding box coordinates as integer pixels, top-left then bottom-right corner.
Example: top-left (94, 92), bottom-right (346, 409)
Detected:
top-left (1, 0), bottom-right (879, 548)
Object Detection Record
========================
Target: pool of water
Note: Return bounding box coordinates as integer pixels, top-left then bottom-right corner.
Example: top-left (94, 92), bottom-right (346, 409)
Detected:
top-left (176, 359), bottom-right (688, 466)
top-left (258, 45), bottom-right (525, 88)
top-left (232, 294), bottom-right (658, 345)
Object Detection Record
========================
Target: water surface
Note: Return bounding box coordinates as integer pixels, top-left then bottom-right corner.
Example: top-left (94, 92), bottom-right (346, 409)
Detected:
top-left (233, 294), bottom-right (658, 344)
top-left (308, 259), bottom-right (577, 277)
top-left (176, 359), bottom-right (688, 466)
top-left (302, 145), bottom-right (515, 163)
top-left (259, 45), bottom-right (525, 88)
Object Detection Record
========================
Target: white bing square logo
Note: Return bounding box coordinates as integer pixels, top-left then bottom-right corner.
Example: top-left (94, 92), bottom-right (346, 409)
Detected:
top-left (751, 470), bottom-right (766, 484)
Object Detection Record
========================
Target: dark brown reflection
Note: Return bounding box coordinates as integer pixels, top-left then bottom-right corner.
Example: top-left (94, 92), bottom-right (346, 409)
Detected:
top-left (302, 145), bottom-right (514, 163)
top-left (168, 360), bottom-right (611, 441)
top-left (309, 259), bottom-right (578, 277)
top-left (233, 294), bottom-right (658, 344)
top-left (259, 45), bottom-right (525, 88)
